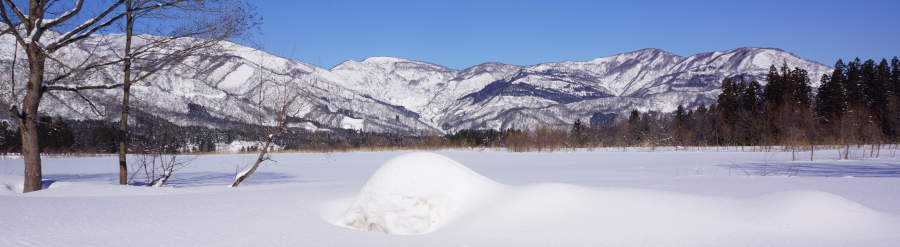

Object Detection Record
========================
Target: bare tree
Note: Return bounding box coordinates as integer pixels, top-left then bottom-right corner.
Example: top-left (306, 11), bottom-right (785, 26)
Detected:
top-left (230, 47), bottom-right (317, 187)
top-left (127, 122), bottom-right (197, 187)
top-left (114, 0), bottom-right (258, 185)
top-left (1, 0), bottom-right (136, 193)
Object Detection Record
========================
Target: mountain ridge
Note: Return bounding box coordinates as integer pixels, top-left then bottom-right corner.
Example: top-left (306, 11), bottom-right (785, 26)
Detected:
top-left (0, 33), bottom-right (833, 134)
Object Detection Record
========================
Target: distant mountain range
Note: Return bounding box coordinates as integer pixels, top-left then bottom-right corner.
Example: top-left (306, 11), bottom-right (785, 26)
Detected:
top-left (0, 33), bottom-right (833, 134)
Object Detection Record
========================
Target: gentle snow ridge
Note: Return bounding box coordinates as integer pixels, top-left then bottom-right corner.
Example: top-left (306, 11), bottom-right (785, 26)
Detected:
top-left (341, 152), bottom-right (501, 234)
top-left (339, 152), bottom-right (900, 239)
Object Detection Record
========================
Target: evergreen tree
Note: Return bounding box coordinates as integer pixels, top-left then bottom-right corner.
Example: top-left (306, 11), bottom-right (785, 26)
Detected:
top-left (859, 59), bottom-right (893, 136)
top-left (875, 59), bottom-right (895, 137)
top-left (717, 77), bottom-right (740, 124)
top-left (862, 59), bottom-right (883, 109)
top-left (696, 104), bottom-right (708, 116)
top-left (845, 58), bottom-right (866, 107)
top-left (570, 119), bottom-right (587, 146)
top-left (627, 110), bottom-right (643, 145)
top-left (763, 65), bottom-right (784, 106)
top-left (742, 80), bottom-right (762, 113)
top-left (788, 67), bottom-right (812, 108)
top-left (878, 59), bottom-right (892, 96)
top-left (675, 105), bottom-right (687, 125)
top-left (834, 59), bottom-right (846, 72)
top-left (815, 73), bottom-right (846, 122)
top-left (830, 60), bottom-right (850, 112)
top-left (892, 57), bottom-right (900, 99)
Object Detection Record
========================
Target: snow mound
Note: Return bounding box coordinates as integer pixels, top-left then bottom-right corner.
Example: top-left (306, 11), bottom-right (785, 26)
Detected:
top-left (0, 174), bottom-right (24, 194)
top-left (341, 152), bottom-right (500, 234)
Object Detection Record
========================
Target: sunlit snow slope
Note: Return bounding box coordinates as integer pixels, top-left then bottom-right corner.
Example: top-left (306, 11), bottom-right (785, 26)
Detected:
top-left (332, 152), bottom-right (899, 246)
top-left (0, 32), bottom-right (832, 134)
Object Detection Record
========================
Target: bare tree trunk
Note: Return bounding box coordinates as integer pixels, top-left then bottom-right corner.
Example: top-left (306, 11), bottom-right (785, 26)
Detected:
top-left (20, 45), bottom-right (46, 193)
top-left (230, 138), bottom-right (272, 187)
top-left (112, 0), bottom-right (258, 184)
top-left (810, 144), bottom-right (814, 161)
top-left (118, 83), bottom-right (131, 184)
top-left (118, 8), bottom-right (135, 185)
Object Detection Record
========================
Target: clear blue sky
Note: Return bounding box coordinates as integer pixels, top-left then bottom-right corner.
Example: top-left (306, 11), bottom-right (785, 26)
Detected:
top-left (251, 0), bottom-right (899, 70)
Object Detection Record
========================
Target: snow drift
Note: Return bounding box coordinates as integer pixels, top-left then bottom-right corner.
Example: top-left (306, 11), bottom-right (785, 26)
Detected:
top-left (341, 152), bottom-right (501, 234)
top-left (3, 151), bottom-right (900, 245)
top-left (340, 152), bottom-right (900, 241)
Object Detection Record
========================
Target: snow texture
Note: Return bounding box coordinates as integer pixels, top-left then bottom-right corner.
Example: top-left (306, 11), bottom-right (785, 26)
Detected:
top-left (342, 153), bottom-right (500, 234)
top-left (340, 116), bottom-right (364, 130)
top-left (2, 148), bottom-right (899, 246)
top-left (214, 141), bottom-right (283, 153)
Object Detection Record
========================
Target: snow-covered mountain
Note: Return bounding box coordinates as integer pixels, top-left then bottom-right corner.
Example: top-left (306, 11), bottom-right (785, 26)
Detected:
top-left (0, 33), bottom-right (832, 134)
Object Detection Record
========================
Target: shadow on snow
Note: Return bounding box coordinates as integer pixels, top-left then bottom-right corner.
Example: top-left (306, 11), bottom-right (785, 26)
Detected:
top-left (726, 160), bottom-right (900, 177)
top-left (40, 171), bottom-right (298, 188)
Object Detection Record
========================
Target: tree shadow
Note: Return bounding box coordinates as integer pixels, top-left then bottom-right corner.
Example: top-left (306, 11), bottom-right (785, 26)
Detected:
top-left (43, 173), bottom-right (117, 183)
top-left (795, 161), bottom-right (900, 177)
top-left (41, 171), bottom-right (299, 188)
top-left (729, 160), bottom-right (900, 177)
top-left (41, 180), bottom-right (57, 189)
top-left (164, 171), bottom-right (298, 187)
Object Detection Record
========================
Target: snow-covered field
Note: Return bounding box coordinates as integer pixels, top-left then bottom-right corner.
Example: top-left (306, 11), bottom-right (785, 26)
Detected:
top-left (2, 148), bottom-right (900, 246)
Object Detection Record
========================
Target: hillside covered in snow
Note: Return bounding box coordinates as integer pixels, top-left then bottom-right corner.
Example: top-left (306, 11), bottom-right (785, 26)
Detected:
top-left (0, 33), bottom-right (833, 134)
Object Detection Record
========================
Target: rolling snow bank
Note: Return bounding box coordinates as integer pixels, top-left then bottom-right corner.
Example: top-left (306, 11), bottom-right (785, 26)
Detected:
top-left (341, 152), bottom-right (502, 234)
top-left (340, 152), bottom-right (900, 242)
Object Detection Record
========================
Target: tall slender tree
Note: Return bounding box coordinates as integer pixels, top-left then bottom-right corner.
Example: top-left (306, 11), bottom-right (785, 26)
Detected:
top-left (787, 67), bottom-right (812, 109)
top-left (763, 65), bottom-right (784, 106)
top-left (844, 58), bottom-right (866, 107)
top-left (815, 73), bottom-right (845, 123)
top-left (742, 80), bottom-right (762, 113)
top-left (717, 77), bottom-right (740, 124)
top-left (115, 0), bottom-right (258, 185)
top-left (891, 57), bottom-right (900, 99)
top-left (830, 60), bottom-right (849, 113)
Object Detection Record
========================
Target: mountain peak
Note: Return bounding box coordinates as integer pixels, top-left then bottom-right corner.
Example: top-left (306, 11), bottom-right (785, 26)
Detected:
top-left (361, 56), bottom-right (407, 64)
top-left (732, 47), bottom-right (784, 53)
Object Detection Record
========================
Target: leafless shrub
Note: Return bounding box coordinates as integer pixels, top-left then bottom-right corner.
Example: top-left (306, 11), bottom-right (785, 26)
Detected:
top-left (126, 122), bottom-right (197, 186)
top-left (128, 152), bottom-right (197, 187)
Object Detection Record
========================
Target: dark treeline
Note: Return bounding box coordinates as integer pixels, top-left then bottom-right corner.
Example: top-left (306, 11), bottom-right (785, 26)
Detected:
top-left (0, 109), bottom-right (449, 154)
top-left (2, 58), bottom-right (898, 154)
top-left (436, 57), bottom-right (900, 152)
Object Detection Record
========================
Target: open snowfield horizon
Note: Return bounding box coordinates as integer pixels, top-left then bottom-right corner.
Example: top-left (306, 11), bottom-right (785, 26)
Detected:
top-left (2, 147), bottom-right (900, 246)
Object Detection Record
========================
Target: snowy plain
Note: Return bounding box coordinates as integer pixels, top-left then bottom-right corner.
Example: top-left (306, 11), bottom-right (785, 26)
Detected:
top-left (1, 148), bottom-right (900, 246)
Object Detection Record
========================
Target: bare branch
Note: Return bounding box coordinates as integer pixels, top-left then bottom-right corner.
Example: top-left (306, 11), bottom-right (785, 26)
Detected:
top-left (44, 83), bottom-right (125, 92)
top-left (40, 0), bottom-right (84, 29)
top-left (45, 0), bottom-right (127, 52)
top-left (1, 0), bottom-right (27, 26)
top-left (0, 1), bottom-right (26, 47)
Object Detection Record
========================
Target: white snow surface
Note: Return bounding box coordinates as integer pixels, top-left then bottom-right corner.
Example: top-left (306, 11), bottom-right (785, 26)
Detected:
top-left (215, 141), bottom-right (283, 153)
top-left (341, 153), bottom-right (501, 234)
top-left (1, 148), bottom-right (900, 246)
top-left (340, 116), bottom-right (364, 130)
